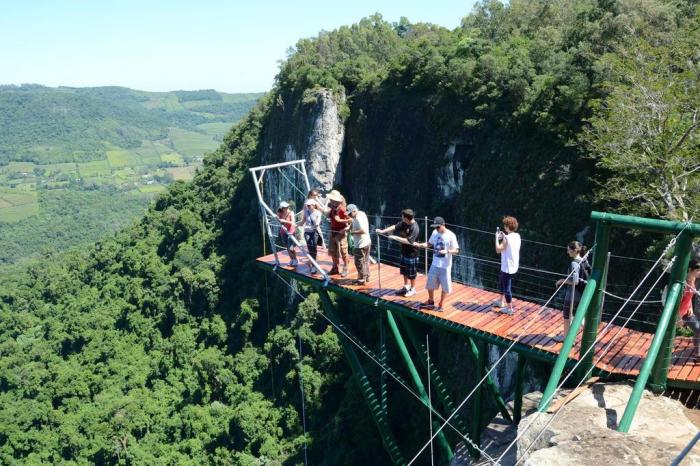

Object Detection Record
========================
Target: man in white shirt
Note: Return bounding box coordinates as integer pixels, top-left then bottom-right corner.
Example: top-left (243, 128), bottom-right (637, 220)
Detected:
top-left (494, 216), bottom-right (521, 315)
top-left (347, 204), bottom-right (372, 285)
top-left (419, 217), bottom-right (459, 312)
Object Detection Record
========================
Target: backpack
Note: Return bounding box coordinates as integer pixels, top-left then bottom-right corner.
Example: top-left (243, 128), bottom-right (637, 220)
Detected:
top-left (576, 258), bottom-right (592, 295)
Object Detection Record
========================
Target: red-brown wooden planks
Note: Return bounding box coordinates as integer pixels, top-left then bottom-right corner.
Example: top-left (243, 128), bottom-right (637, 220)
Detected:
top-left (257, 251), bottom-right (700, 386)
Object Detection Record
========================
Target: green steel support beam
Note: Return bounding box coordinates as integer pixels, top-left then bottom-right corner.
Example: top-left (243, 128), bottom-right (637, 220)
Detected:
top-left (538, 275), bottom-right (598, 411)
top-left (579, 220), bottom-right (612, 381)
top-left (317, 289), bottom-right (406, 465)
top-left (380, 312), bottom-right (388, 415)
top-left (590, 211), bottom-right (700, 235)
top-left (469, 338), bottom-right (487, 451)
top-left (394, 315), bottom-right (475, 456)
top-left (467, 336), bottom-right (513, 424)
top-left (386, 310), bottom-right (454, 463)
top-left (513, 354), bottom-right (527, 425)
top-left (650, 231), bottom-right (695, 392)
top-left (618, 283), bottom-right (683, 432)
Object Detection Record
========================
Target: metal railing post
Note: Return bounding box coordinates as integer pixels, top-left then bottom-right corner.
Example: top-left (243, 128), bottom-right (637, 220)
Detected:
top-left (424, 216), bottom-right (429, 276)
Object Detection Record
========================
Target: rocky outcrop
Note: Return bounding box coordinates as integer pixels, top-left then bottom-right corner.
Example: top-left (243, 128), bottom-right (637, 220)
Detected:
top-left (517, 383), bottom-right (700, 465)
top-left (453, 384), bottom-right (700, 465)
top-left (304, 89), bottom-right (344, 190)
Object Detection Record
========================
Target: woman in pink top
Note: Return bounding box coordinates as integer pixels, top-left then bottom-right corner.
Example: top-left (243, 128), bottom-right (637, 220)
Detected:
top-left (679, 257), bottom-right (700, 357)
top-left (277, 201), bottom-right (298, 267)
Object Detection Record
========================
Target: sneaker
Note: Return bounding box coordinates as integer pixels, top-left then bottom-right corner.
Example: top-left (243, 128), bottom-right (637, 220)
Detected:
top-left (340, 267), bottom-right (348, 277)
top-left (309, 267), bottom-right (318, 275)
top-left (328, 268), bottom-right (340, 275)
top-left (492, 300), bottom-right (505, 308)
top-left (290, 259), bottom-right (298, 266)
top-left (552, 335), bottom-right (564, 343)
top-left (500, 306), bottom-right (514, 315)
top-left (404, 288), bottom-right (416, 297)
top-left (434, 305), bottom-right (444, 312)
top-left (420, 300), bottom-right (435, 309)
top-left (396, 288), bottom-right (408, 296)
top-left (352, 279), bottom-right (365, 286)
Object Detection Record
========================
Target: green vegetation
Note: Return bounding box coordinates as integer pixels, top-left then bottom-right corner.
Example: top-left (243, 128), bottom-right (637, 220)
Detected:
top-left (0, 1), bottom-right (699, 464)
top-left (0, 86), bottom-right (261, 266)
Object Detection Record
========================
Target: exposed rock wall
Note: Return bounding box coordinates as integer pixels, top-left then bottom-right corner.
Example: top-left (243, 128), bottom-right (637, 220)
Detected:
top-left (519, 384), bottom-right (700, 465)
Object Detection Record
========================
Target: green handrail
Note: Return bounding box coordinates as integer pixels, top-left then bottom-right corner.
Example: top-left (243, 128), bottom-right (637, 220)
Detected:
top-left (618, 282), bottom-right (682, 432)
top-left (650, 231), bottom-right (695, 391)
top-left (590, 211), bottom-right (700, 234)
top-left (538, 275), bottom-right (598, 411)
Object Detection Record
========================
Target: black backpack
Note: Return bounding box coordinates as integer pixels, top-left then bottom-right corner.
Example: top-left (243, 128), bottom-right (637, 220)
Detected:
top-left (576, 258), bottom-right (592, 295)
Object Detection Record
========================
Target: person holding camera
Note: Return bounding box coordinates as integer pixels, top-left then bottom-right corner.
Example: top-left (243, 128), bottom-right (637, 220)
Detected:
top-left (494, 216), bottom-right (521, 315)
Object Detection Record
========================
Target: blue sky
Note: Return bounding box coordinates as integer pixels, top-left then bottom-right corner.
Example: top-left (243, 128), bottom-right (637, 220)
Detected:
top-left (0, 0), bottom-right (478, 93)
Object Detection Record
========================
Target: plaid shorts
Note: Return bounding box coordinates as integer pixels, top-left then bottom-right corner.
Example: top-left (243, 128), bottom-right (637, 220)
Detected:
top-left (400, 255), bottom-right (418, 280)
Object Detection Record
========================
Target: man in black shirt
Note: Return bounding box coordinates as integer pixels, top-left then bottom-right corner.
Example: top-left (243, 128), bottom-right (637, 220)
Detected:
top-left (377, 209), bottom-right (420, 296)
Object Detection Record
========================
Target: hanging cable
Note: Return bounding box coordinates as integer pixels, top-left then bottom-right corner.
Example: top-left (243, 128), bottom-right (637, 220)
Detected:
top-left (500, 226), bottom-right (686, 465)
top-left (298, 333), bottom-right (309, 466)
top-left (404, 247), bottom-right (595, 466)
top-left (269, 270), bottom-right (496, 463)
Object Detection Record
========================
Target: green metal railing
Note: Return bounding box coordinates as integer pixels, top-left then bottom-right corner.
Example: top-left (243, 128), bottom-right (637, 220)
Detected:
top-left (617, 282), bottom-right (682, 432)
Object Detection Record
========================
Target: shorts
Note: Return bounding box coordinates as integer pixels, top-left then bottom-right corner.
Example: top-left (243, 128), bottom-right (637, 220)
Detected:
top-left (426, 266), bottom-right (452, 293)
top-left (562, 298), bottom-right (579, 320)
top-left (400, 255), bottom-right (418, 280)
top-left (328, 232), bottom-right (348, 260)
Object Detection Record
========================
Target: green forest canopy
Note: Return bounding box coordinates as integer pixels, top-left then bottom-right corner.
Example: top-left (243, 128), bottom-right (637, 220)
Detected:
top-left (0, 1), bottom-right (699, 464)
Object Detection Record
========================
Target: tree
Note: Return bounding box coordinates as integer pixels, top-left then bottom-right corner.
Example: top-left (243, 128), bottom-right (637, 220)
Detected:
top-left (583, 18), bottom-right (700, 221)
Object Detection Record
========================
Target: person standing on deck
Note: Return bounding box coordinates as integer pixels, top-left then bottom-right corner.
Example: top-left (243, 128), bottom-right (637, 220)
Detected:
top-left (677, 256), bottom-right (700, 358)
top-left (553, 241), bottom-right (588, 343)
top-left (347, 204), bottom-right (372, 285)
top-left (277, 201), bottom-right (298, 267)
top-left (419, 217), bottom-right (459, 312)
top-left (300, 198), bottom-right (322, 274)
top-left (326, 190), bottom-right (352, 277)
top-left (494, 216), bottom-right (521, 315)
top-left (376, 209), bottom-right (420, 297)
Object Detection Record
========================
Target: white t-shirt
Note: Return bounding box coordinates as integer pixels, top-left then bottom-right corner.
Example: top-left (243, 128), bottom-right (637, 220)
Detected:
top-left (429, 228), bottom-right (459, 269)
top-left (303, 207), bottom-right (322, 232)
top-left (501, 232), bottom-right (521, 274)
top-left (351, 211), bottom-right (371, 249)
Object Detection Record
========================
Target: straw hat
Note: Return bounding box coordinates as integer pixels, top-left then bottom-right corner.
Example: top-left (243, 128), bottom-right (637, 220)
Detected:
top-left (327, 189), bottom-right (344, 203)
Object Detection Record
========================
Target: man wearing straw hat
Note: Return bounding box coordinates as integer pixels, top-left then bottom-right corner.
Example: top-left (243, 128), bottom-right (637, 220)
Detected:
top-left (326, 189), bottom-right (352, 276)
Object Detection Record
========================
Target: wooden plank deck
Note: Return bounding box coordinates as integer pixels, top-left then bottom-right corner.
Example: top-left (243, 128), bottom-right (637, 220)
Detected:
top-left (256, 249), bottom-right (700, 388)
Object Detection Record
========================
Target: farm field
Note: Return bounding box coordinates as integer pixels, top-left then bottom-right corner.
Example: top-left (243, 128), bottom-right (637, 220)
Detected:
top-left (0, 85), bottom-right (261, 266)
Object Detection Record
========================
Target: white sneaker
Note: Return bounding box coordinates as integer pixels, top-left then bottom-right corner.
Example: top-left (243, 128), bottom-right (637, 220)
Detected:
top-left (309, 266), bottom-right (317, 274)
top-left (404, 288), bottom-right (416, 297)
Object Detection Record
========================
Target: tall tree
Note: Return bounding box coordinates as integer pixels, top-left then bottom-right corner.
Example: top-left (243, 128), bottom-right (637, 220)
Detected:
top-left (583, 16), bottom-right (700, 220)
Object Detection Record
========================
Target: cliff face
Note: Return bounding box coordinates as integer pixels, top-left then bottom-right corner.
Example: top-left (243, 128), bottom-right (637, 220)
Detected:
top-left (253, 86), bottom-right (556, 404)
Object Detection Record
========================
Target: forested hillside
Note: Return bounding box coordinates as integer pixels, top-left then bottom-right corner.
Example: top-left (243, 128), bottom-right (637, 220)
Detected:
top-left (0, 1), bottom-right (698, 464)
top-left (0, 86), bottom-right (261, 267)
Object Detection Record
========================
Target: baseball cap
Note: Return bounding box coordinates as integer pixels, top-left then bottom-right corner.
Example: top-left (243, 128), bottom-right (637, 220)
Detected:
top-left (278, 201), bottom-right (290, 209)
top-left (304, 199), bottom-right (317, 206)
top-left (346, 204), bottom-right (358, 214)
top-left (430, 216), bottom-right (446, 228)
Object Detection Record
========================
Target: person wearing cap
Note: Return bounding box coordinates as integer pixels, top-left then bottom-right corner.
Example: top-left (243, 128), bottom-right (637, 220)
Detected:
top-left (347, 204), bottom-right (371, 284)
top-left (376, 209), bottom-right (420, 297)
top-left (301, 198), bottom-right (323, 274)
top-left (276, 201), bottom-right (298, 267)
top-left (419, 217), bottom-right (459, 311)
top-left (327, 189), bottom-right (352, 276)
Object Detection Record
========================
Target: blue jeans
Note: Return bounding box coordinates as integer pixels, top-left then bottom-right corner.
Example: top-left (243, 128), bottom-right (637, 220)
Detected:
top-left (500, 271), bottom-right (514, 304)
top-left (683, 314), bottom-right (700, 355)
top-left (304, 230), bottom-right (319, 260)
